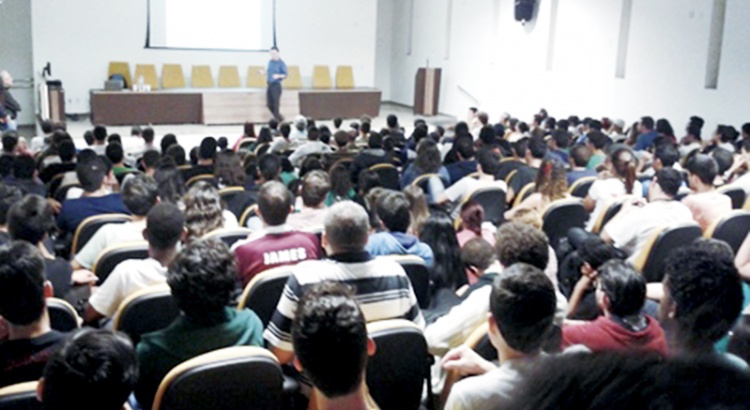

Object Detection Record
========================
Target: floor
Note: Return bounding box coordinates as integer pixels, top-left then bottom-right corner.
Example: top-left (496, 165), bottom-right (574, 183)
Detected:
top-left (28, 102), bottom-right (457, 152)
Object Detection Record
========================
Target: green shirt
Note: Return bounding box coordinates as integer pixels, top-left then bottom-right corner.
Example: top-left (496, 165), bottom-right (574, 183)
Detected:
top-left (135, 307), bottom-right (264, 408)
top-left (586, 154), bottom-right (605, 170)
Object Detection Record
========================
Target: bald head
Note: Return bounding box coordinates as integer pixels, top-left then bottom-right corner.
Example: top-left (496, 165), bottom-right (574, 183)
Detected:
top-left (324, 201), bottom-right (370, 253)
top-left (258, 181), bottom-right (293, 226)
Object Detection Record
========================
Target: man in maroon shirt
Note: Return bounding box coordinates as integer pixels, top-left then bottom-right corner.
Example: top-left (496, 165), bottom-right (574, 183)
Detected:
top-left (562, 260), bottom-right (668, 355)
top-left (233, 181), bottom-right (321, 286)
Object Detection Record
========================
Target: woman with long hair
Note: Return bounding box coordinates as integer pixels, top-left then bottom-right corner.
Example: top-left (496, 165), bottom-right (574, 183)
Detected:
top-left (325, 162), bottom-right (356, 206)
top-left (182, 181), bottom-right (237, 241)
top-left (400, 138), bottom-right (450, 188)
top-left (584, 147), bottom-right (643, 231)
top-left (456, 200), bottom-right (496, 247)
top-left (419, 211), bottom-right (466, 295)
top-left (505, 159), bottom-right (568, 220)
top-left (214, 149), bottom-right (246, 188)
top-left (404, 185), bottom-right (430, 236)
top-left (154, 163), bottom-right (185, 206)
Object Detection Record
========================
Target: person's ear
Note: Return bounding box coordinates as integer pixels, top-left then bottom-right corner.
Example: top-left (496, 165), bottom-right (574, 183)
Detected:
top-left (293, 357), bottom-right (303, 372)
top-left (36, 378), bottom-right (45, 403)
top-left (487, 313), bottom-right (498, 335)
top-left (142, 228), bottom-right (148, 242)
top-left (367, 337), bottom-right (377, 357)
top-left (321, 232), bottom-right (331, 252)
top-left (179, 227), bottom-right (188, 242)
top-left (43, 280), bottom-right (54, 299)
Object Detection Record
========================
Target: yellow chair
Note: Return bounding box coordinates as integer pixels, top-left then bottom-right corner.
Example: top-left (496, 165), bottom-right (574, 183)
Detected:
top-left (162, 64), bottom-right (186, 89)
top-left (312, 65), bottom-right (333, 89)
top-left (335, 65), bottom-right (355, 89)
top-left (282, 65), bottom-right (303, 89)
top-left (218, 65), bottom-right (241, 88)
top-left (107, 61), bottom-right (132, 89)
top-left (134, 64), bottom-right (158, 90)
top-left (191, 65), bottom-right (215, 88)
top-left (247, 66), bottom-right (266, 88)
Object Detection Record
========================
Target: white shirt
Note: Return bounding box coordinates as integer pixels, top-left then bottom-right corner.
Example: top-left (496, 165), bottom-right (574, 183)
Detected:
top-left (444, 357), bottom-right (533, 410)
top-left (604, 200), bottom-right (695, 265)
top-left (586, 178), bottom-right (643, 231)
top-left (288, 141), bottom-right (333, 167)
top-left (88, 258), bottom-right (167, 318)
top-left (74, 220), bottom-right (147, 269)
top-left (443, 177), bottom-right (507, 203)
top-left (222, 209), bottom-right (239, 228)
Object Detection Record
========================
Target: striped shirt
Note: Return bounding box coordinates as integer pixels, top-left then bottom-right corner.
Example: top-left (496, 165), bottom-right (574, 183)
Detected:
top-left (264, 252), bottom-right (425, 352)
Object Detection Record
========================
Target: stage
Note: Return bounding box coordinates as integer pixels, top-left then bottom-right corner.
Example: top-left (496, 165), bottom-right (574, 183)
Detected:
top-left (90, 88), bottom-right (382, 126)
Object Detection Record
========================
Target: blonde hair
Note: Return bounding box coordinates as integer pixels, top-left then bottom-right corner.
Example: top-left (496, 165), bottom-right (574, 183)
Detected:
top-left (183, 181), bottom-right (224, 240)
top-left (508, 208), bottom-right (543, 230)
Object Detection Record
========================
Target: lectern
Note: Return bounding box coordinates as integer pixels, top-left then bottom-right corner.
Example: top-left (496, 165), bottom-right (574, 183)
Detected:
top-left (414, 68), bottom-right (441, 116)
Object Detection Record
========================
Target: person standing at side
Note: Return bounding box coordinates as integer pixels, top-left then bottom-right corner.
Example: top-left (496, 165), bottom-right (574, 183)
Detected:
top-left (263, 47), bottom-right (287, 122)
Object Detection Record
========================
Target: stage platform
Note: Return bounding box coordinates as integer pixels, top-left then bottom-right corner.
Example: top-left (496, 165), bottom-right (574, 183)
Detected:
top-left (90, 88), bottom-right (382, 126)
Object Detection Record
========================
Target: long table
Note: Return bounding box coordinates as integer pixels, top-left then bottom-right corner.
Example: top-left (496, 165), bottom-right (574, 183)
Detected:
top-left (90, 88), bottom-right (381, 125)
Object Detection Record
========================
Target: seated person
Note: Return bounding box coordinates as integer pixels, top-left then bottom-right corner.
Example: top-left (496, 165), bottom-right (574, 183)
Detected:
top-left (38, 329), bottom-right (137, 410)
top-left (292, 283), bottom-right (379, 410)
top-left (682, 154), bottom-right (731, 231)
top-left (365, 190), bottom-right (434, 266)
top-left (460, 237), bottom-right (498, 288)
top-left (6, 155), bottom-right (46, 196)
top-left (286, 170), bottom-right (330, 231)
top-left (349, 131), bottom-right (390, 185)
top-left (0, 182), bottom-right (22, 245)
top-left (135, 238), bottom-right (264, 408)
top-left (436, 149), bottom-right (507, 205)
top-left (585, 131), bottom-right (609, 170)
top-left (84, 202), bottom-right (184, 324)
top-left (446, 135), bottom-right (477, 185)
top-left (183, 181), bottom-right (238, 242)
top-left (561, 260), bottom-right (668, 354)
top-left (505, 159), bottom-right (568, 220)
top-left (265, 201), bottom-right (424, 365)
top-left (560, 237), bottom-right (621, 320)
top-left (0, 241), bottom-right (65, 387)
top-left (506, 137), bottom-right (547, 204)
top-left (8, 195), bottom-right (94, 299)
top-left (105, 142), bottom-right (134, 180)
top-left (233, 181), bottom-right (321, 286)
top-left (583, 147), bottom-right (643, 231)
top-left (441, 263), bottom-right (557, 410)
top-left (400, 139), bottom-right (450, 188)
top-left (57, 156), bottom-right (130, 235)
top-left (72, 174), bottom-right (158, 270)
top-left (39, 139), bottom-right (77, 184)
top-left (566, 144), bottom-right (597, 186)
top-left (288, 127), bottom-right (333, 168)
top-left (180, 137), bottom-right (217, 182)
top-left (601, 168), bottom-right (694, 265)
top-left (455, 201), bottom-right (496, 247)
top-left (228, 153), bottom-right (280, 222)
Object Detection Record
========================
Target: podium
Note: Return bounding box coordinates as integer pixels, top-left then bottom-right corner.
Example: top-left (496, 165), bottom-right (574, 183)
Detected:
top-left (414, 68), bottom-right (441, 116)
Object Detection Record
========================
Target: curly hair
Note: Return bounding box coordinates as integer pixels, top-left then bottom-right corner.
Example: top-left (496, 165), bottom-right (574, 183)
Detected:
top-left (183, 181), bottom-right (224, 239)
top-left (214, 149), bottom-right (246, 187)
top-left (663, 239), bottom-right (743, 352)
top-left (495, 222), bottom-right (549, 270)
top-left (534, 159), bottom-right (567, 201)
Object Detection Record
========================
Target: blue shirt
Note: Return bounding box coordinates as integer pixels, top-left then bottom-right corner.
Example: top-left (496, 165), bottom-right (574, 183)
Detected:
top-left (634, 130), bottom-right (658, 151)
top-left (266, 59), bottom-right (288, 84)
top-left (57, 193), bottom-right (130, 234)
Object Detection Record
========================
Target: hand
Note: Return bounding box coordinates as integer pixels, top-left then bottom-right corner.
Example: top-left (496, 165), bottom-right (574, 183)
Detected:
top-left (47, 198), bottom-right (62, 214)
top-left (440, 345), bottom-right (496, 376)
top-left (72, 269), bottom-right (98, 285)
top-left (273, 74), bottom-right (285, 80)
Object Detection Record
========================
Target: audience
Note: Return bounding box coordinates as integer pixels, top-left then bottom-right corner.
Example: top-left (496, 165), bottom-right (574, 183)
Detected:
top-left (566, 145), bottom-right (597, 185)
top-left (506, 137), bottom-right (547, 203)
top-left (181, 137), bottom-right (217, 181)
top-left (419, 211), bottom-right (466, 296)
top-left (288, 126), bottom-right (332, 167)
top-left (446, 135), bottom-right (477, 185)
top-left (7, 155), bottom-right (46, 196)
top-left (84, 203), bottom-right (184, 323)
top-left (0, 182), bottom-right (22, 244)
top-left (455, 201), bottom-right (496, 247)
top-left (400, 138), bottom-right (450, 188)
top-left (136, 238), bottom-right (264, 408)
top-left (233, 181), bottom-right (321, 285)
top-left (437, 148), bottom-right (506, 205)
top-left (265, 201), bottom-right (424, 365)
top-left (349, 132), bottom-right (390, 184)
top-left (292, 283), bottom-right (379, 410)
top-left (584, 147), bottom-right (643, 231)
top-left (182, 181), bottom-right (237, 241)
top-left (505, 158), bottom-right (567, 219)
top-left (286, 169), bottom-right (331, 230)
top-left (682, 154), bottom-right (731, 230)
top-left (0, 241), bottom-right (65, 387)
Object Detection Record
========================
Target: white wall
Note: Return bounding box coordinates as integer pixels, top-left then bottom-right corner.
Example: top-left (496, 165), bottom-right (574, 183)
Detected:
top-left (0, 0), bottom-right (35, 125)
top-left (385, 0), bottom-right (750, 134)
top-left (31, 0), bottom-right (378, 113)
top-left (374, 0), bottom-right (394, 101)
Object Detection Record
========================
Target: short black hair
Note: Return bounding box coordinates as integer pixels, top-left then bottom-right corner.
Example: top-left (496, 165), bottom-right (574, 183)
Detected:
top-left (490, 263), bottom-right (556, 354)
top-left (42, 329), bottom-right (138, 410)
top-left (2, 132), bottom-right (18, 153)
top-left (107, 134), bottom-right (122, 145)
top-left (83, 130), bottom-right (94, 146)
top-left (386, 114), bottom-right (398, 129)
top-left (587, 131), bottom-right (608, 150)
top-left (292, 282), bottom-right (367, 398)
top-left (376, 190), bottom-right (411, 233)
top-left (142, 150), bottom-right (160, 169)
top-left (654, 143), bottom-right (679, 167)
top-left (0, 183), bottom-right (22, 225)
top-left (280, 122), bottom-right (291, 138)
top-left (551, 129), bottom-right (570, 149)
top-left (76, 157), bottom-right (107, 192)
top-left (495, 222), bottom-right (549, 270)
top-left (455, 134), bottom-right (475, 160)
top-left (640, 116), bottom-right (654, 130)
top-left (59, 140), bottom-right (76, 162)
top-left (166, 144), bottom-right (186, 166)
top-left (654, 168), bottom-right (682, 197)
top-left (711, 148), bottom-right (733, 175)
top-left (301, 170), bottom-right (331, 207)
top-left (93, 125), bottom-right (107, 142)
top-left (12, 155), bottom-right (36, 180)
top-left (597, 260), bottom-right (646, 317)
top-left (0, 241), bottom-right (46, 325)
top-left (168, 238), bottom-right (237, 321)
top-left (258, 181), bottom-right (292, 226)
top-left (146, 202), bottom-right (184, 250)
top-left (476, 148), bottom-right (500, 176)
top-left (199, 137), bottom-right (217, 160)
top-left (578, 236), bottom-right (618, 270)
top-left (367, 131), bottom-right (383, 149)
top-left (258, 153), bottom-right (281, 182)
top-left (333, 117), bottom-right (343, 128)
top-left (570, 145), bottom-right (592, 167)
top-left (663, 239), bottom-right (743, 351)
top-left (161, 133), bottom-right (177, 153)
top-left (105, 142), bottom-right (124, 164)
top-left (685, 154), bottom-right (718, 185)
top-left (121, 174), bottom-right (158, 216)
top-left (8, 194), bottom-right (54, 244)
top-left (527, 137), bottom-right (548, 159)
top-left (142, 127), bottom-right (155, 143)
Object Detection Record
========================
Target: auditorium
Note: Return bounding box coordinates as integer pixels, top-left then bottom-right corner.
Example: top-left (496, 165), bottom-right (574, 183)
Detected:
top-left (1, 0), bottom-right (750, 409)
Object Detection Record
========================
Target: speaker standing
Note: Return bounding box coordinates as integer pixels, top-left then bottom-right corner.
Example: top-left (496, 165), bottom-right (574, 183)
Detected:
top-left (263, 47), bottom-right (287, 122)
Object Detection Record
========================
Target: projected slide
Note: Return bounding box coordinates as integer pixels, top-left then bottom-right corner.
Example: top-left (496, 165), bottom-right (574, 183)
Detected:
top-left (147, 0), bottom-right (275, 51)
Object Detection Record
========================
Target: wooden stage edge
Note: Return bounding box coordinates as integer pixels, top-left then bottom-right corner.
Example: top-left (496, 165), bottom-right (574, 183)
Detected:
top-left (90, 88), bottom-right (382, 126)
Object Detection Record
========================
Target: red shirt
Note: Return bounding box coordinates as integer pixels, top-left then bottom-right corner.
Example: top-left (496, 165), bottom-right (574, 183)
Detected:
top-left (562, 315), bottom-right (669, 355)
top-left (233, 225), bottom-right (321, 286)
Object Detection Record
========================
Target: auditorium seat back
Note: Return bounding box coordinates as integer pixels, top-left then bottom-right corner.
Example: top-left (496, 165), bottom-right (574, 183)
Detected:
top-left (134, 64), bottom-right (159, 90)
top-left (568, 176), bottom-right (597, 198)
top-left (384, 255), bottom-right (431, 309)
top-left (335, 65), bottom-right (355, 89)
top-left (591, 195), bottom-right (634, 234)
top-left (152, 347), bottom-right (283, 410)
top-left (92, 241), bottom-right (150, 284)
top-left (246, 66), bottom-right (266, 88)
top-left (512, 182), bottom-right (535, 208)
top-left (368, 163), bottom-right (400, 190)
top-left (718, 185), bottom-right (747, 210)
top-left (218, 65), bottom-right (241, 88)
top-left (282, 65), bottom-right (303, 89)
top-left (633, 223), bottom-right (702, 283)
top-left (72, 214), bottom-right (133, 256)
top-left (47, 297), bottom-right (81, 332)
top-left (112, 284), bottom-right (180, 345)
top-left (465, 186), bottom-right (507, 226)
top-left (202, 227), bottom-right (253, 248)
top-left (162, 64), bottom-right (186, 89)
top-left (107, 61), bottom-right (132, 89)
top-left (0, 381), bottom-right (40, 410)
top-left (237, 265), bottom-right (294, 327)
top-left (704, 211), bottom-right (750, 254)
top-left (191, 65), bottom-right (215, 88)
top-left (542, 199), bottom-right (587, 251)
top-left (312, 65), bottom-right (332, 89)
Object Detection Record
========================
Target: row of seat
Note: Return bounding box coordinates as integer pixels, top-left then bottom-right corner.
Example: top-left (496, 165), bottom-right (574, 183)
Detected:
top-left (107, 62), bottom-right (355, 90)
